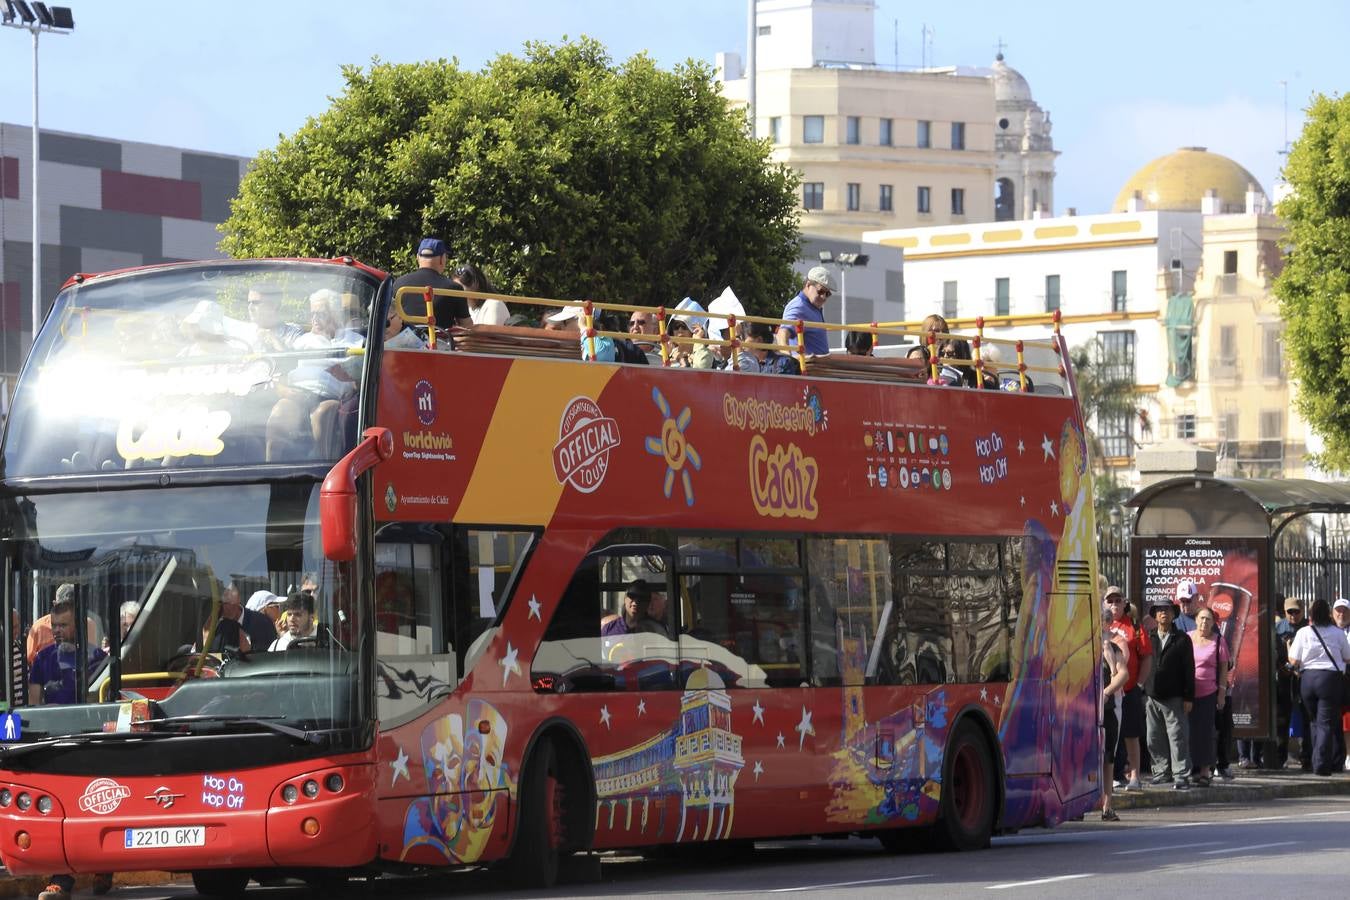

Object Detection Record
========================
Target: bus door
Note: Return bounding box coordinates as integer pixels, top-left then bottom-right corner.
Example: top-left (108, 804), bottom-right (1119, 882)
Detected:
top-left (672, 535), bottom-right (822, 840)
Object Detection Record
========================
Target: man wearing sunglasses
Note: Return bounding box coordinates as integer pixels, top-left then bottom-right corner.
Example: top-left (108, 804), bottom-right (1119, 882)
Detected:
top-left (774, 265), bottom-right (833, 357)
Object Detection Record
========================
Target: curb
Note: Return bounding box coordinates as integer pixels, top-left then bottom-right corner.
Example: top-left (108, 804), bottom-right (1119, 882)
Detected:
top-left (1113, 773), bottom-right (1350, 810)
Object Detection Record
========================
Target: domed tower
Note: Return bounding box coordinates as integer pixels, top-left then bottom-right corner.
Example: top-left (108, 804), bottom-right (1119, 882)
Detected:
top-left (992, 54), bottom-right (1058, 221)
top-left (1113, 147), bottom-right (1265, 213)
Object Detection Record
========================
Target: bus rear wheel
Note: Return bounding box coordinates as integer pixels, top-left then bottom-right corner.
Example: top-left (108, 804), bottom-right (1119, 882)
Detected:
top-left (190, 869), bottom-right (249, 898)
top-left (507, 739), bottom-right (567, 889)
top-left (931, 720), bottom-right (996, 852)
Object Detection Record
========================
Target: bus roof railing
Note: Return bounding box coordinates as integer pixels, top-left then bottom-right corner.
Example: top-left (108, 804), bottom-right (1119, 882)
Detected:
top-left (400, 286), bottom-right (1072, 394)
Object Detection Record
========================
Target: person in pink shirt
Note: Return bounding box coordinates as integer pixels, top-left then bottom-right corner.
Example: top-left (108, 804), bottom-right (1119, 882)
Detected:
top-left (1188, 607), bottom-right (1229, 786)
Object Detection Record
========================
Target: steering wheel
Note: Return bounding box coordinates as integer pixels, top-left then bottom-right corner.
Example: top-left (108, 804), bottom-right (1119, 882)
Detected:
top-left (286, 634), bottom-right (327, 650)
top-left (164, 651), bottom-right (223, 677)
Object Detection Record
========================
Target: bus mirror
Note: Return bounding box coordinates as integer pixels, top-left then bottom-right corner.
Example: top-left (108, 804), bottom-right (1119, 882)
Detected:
top-left (320, 427), bottom-right (394, 562)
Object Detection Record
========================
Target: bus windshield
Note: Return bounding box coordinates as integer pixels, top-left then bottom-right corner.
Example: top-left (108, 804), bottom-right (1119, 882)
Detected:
top-left (1, 483), bottom-right (363, 741)
top-left (1, 261), bottom-right (380, 477)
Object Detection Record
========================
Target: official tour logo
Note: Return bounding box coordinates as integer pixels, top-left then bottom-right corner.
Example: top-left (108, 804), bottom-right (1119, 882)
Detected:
top-left (413, 379), bottom-right (437, 426)
top-left (79, 778), bottom-right (132, 815)
top-left (553, 396), bottom-right (621, 494)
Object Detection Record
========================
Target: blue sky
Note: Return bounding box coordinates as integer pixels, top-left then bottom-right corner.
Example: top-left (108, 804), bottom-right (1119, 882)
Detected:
top-left (1, 0), bottom-right (1343, 215)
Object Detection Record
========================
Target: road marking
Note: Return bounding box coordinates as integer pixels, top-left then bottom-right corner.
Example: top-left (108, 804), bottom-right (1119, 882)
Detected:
top-left (1308, 809), bottom-right (1350, 817)
top-left (1228, 814), bottom-right (1293, 823)
top-left (768, 874), bottom-right (931, 892)
top-left (1198, 840), bottom-right (1296, 856)
top-left (1114, 840), bottom-right (1223, 855)
top-left (987, 873), bottom-right (1093, 890)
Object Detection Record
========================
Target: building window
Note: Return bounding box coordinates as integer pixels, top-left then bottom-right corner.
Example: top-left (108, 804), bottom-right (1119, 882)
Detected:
top-left (1111, 270), bottom-right (1127, 313)
top-left (1215, 324), bottom-right (1238, 379)
top-left (804, 115), bottom-right (824, 144)
top-left (1262, 324), bottom-right (1282, 379)
top-left (1098, 330), bottom-right (1136, 384)
top-left (1098, 409), bottom-right (1134, 459)
top-left (769, 116), bottom-right (781, 144)
top-left (951, 122), bottom-right (966, 150)
top-left (847, 182), bottom-right (861, 211)
top-left (1045, 274), bottom-right (1060, 312)
top-left (802, 182), bottom-right (824, 211)
top-left (994, 277), bottom-right (1010, 317)
top-left (879, 184), bottom-right (893, 212)
top-left (879, 118), bottom-right (893, 146)
top-left (951, 187), bottom-right (965, 215)
top-left (758, 24), bottom-right (771, 36)
top-left (846, 116), bottom-right (860, 145)
top-left (1176, 413), bottom-right (1197, 439)
top-left (917, 120), bottom-right (931, 149)
top-left (943, 281), bottom-right (958, 320)
top-left (917, 186), bottom-right (931, 214)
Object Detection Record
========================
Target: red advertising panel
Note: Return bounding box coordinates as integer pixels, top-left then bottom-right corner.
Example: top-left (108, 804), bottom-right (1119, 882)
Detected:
top-left (1131, 537), bottom-right (1270, 737)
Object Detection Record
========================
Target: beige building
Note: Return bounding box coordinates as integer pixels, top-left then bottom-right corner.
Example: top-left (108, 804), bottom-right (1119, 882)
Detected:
top-left (864, 147), bottom-right (1308, 484)
top-left (718, 0), bottom-right (1055, 240)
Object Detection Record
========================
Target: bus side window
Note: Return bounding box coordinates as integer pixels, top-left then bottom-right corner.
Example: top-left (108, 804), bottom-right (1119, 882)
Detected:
top-left (805, 537), bottom-right (892, 687)
top-left (948, 542), bottom-right (1010, 683)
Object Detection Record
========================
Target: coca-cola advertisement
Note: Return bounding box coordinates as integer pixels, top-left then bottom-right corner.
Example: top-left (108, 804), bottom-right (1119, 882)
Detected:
top-left (1131, 537), bottom-right (1270, 737)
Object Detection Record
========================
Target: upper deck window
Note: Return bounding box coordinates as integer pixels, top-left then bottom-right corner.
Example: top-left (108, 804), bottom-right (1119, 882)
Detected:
top-left (2, 263), bottom-right (380, 477)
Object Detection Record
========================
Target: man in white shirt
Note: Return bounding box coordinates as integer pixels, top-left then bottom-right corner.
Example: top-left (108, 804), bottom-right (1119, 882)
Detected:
top-left (268, 592), bottom-right (318, 651)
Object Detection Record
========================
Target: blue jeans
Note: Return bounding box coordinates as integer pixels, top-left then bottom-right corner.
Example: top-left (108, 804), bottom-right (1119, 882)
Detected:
top-left (1300, 669), bottom-right (1343, 775)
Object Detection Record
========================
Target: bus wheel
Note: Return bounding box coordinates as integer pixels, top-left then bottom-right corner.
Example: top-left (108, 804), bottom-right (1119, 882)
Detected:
top-left (190, 869), bottom-right (249, 897)
top-left (507, 739), bottom-right (566, 889)
top-left (932, 721), bottom-right (996, 852)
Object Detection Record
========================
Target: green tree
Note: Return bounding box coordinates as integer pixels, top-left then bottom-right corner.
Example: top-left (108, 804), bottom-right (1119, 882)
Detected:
top-left (1275, 92), bottom-right (1350, 470)
top-left (1069, 339), bottom-right (1144, 520)
top-left (221, 38), bottom-right (802, 317)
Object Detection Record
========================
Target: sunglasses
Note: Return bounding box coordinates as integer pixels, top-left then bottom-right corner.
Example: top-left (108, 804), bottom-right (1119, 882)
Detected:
top-left (816, 287), bottom-right (832, 299)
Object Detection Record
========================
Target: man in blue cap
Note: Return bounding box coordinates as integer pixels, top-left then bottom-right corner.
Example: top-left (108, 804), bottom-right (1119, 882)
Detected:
top-left (390, 237), bottom-right (472, 331)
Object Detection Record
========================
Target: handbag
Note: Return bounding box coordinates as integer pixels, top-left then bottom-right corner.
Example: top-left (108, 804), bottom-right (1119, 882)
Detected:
top-left (1307, 624), bottom-right (1350, 701)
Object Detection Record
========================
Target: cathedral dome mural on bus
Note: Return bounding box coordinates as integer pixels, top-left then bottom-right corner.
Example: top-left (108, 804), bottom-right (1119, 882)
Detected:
top-left (1112, 147), bottom-right (1264, 213)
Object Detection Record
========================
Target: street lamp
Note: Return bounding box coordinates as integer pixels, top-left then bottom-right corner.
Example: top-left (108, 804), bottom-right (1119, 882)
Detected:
top-left (2, 2), bottom-right (75, 349)
top-left (818, 249), bottom-right (869, 349)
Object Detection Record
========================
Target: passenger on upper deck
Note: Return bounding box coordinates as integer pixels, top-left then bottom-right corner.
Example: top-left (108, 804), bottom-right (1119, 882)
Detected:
top-left (391, 238), bottom-right (472, 330)
top-left (294, 288), bottom-right (343, 350)
top-left (452, 263), bottom-right (510, 326)
top-left (545, 306), bottom-right (581, 333)
top-left (775, 266), bottom-right (833, 357)
top-left (845, 330), bottom-right (874, 356)
top-left (247, 284), bottom-right (305, 352)
top-left (178, 300), bottom-right (237, 357)
top-left (738, 322), bottom-right (800, 375)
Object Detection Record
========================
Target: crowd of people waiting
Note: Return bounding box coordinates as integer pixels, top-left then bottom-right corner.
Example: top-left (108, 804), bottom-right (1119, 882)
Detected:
top-left (1097, 581), bottom-right (1350, 822)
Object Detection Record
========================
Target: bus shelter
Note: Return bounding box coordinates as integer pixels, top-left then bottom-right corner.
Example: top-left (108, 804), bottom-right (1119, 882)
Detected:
top-left (1125, 476), bottom-right (1350, 740)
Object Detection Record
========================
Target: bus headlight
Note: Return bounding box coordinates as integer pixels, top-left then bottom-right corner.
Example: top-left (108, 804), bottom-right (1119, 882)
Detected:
top-left (324, 774), bottom-right (344, 794)
top-left (0, 789), bottom-right (11, 807)
top-left (302, 780), bottom-right (319, 799)
top-left (35, 796), bottom-right (51, 815)
top-left (16, 793), bottom-right (31, 811)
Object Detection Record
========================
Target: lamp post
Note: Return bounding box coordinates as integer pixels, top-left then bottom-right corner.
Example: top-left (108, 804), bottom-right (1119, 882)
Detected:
top-left (2, 2), bottom-right (75, 348)
top-left (818, 250), bottom-right (869, 349)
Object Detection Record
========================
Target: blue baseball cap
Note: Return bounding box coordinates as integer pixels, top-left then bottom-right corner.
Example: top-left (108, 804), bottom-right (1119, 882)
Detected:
top-left (417, 237), bottom-right (447, 258)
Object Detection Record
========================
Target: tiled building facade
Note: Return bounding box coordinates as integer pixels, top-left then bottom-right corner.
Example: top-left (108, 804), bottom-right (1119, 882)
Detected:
top-left (0, 122), bottom-right (249, 395)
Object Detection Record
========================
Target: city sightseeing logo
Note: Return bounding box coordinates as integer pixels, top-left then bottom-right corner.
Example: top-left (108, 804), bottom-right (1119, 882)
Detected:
top-left (553, 396), bottom-right (621, 494)
top-left (413, 379), bottom-right (437, 426)
top-left (79, 777), bottom-right (132, 815)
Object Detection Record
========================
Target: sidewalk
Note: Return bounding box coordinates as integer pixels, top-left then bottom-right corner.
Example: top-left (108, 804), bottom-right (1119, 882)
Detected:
top-left (1112, 767), bottom-right (1350, 810)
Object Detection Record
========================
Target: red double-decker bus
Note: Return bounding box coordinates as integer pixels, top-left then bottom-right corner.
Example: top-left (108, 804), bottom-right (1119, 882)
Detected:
top-left (0, 258), bottom-right (1100, 895)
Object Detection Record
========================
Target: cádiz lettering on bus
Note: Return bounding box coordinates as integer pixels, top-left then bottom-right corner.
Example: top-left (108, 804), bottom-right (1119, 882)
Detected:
top-left (748, 434), bottom-right (820, 520)
top-left (116, 406), bottom-right (231, 461)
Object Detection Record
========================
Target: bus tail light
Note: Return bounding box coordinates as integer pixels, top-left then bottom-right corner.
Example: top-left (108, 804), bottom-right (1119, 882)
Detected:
top-left (301, 818), bottom-right (320, 836)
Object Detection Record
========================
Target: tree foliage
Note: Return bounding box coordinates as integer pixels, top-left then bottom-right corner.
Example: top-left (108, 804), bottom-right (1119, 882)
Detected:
top-left (1275, 92), bottom-right (1350, 470)
top-left (221, 38), bottom-right (802, 317)
top-left (1069, 339), bottom-right (1144, 520)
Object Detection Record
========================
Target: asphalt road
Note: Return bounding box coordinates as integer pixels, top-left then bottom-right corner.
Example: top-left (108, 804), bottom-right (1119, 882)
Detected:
top-left (87, 795), bottom-right (1350, 899)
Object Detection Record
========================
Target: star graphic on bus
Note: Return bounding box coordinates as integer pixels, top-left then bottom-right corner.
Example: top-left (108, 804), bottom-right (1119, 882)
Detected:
top-left (645, 387), bottom-right (701, 506)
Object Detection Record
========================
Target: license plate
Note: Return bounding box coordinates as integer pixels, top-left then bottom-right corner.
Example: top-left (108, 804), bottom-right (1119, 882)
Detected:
top-left (123, 826), bottom-right (205, 849)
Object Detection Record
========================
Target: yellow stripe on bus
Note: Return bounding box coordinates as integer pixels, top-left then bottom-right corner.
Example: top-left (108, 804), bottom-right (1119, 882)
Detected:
top-left (454, 360), bottom-right (618, 525)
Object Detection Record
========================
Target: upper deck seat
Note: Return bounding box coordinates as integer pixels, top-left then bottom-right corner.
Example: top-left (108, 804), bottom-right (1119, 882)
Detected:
top-left (449, 324), bottom-right (580, 360)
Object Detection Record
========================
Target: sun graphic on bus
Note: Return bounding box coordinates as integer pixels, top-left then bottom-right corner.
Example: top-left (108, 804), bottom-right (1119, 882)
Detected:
top-left (644, 387), bottom-right (701, 506)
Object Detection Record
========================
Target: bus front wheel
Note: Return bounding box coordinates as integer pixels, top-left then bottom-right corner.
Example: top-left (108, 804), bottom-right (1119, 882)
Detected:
top-left (931, 720), bottom-right (996, 852)
top-left (507, 739), bottom-right (566, 889)
top-left (190, 869), bottom-right (249, 898)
